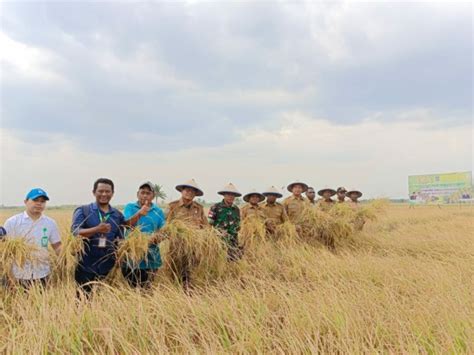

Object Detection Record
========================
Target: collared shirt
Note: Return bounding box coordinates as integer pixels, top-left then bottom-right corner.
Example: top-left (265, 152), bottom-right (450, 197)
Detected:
top-left (71, 203), bottom-right (125, 275)
top-left (208, 200), bottom-right (240, 240)
top-left (348, 200), bottom-right (360, 209)
top-left (282, 195), bottom-right (309, 223)
top-left (123, 201), bottom-right (165, 270)
top-left (308, 199), bottom-right (317, 206)
top-left (166, 199), bottom-right (208, 228)
top-left (4, 212), bottom-right (61, 280)
top-left (318, 199), bottom-right (335, 212)
top-left (336, 199), bottom-right (346, 204)
top-left (262, 202), bottom-right (288, 225)
top-left (240, 203), bottom-right (266, 221)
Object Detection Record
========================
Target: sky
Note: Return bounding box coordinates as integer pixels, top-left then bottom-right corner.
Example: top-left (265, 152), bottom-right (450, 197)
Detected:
top-left (0, 1), bottom-right (472, 206)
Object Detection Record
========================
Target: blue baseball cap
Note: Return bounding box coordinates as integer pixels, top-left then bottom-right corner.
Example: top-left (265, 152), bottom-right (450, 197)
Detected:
top-left (0, 226), bottom-right (6, 237)
top-left (25, 188), bottom-right (50, 201)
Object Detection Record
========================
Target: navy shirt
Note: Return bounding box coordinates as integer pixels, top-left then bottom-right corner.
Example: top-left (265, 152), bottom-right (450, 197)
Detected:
top-left (71, 203), bottom-right (125, 275)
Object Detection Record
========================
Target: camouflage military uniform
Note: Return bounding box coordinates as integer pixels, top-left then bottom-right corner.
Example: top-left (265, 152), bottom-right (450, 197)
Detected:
top-left (208, 201), bottom-right (241, 260)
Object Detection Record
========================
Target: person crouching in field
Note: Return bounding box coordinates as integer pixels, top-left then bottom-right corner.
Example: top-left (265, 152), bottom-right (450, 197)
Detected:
top-left (208, 183), bottom-right (242, 261)
top-left (346, 188), bottom-right (365, 231)
top-left (72, 178), bottom-right (127, 295)
top-left (3, 188), bottom-right (61, 289)
top-left (262, 186), bottom-right (288, 235)
top-left (121, 181), bottom-right (165, 288)
top-left (166, 179), bottom-right (208, 289)
top-left (336, 187), bottom-right (347, 203)
top-left (241, 190), bottom-right (266, 221)
top-left (317, 187), bottom-right (336, 212)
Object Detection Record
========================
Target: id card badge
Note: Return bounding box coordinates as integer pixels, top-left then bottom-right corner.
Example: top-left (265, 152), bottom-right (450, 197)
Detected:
top-left (98, 236), bottom-right (107, 248)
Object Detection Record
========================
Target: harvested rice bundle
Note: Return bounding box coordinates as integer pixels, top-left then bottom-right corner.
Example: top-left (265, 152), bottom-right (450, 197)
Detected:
top-left (239, 216), bottom-right (267, 250)
top-left (295, 206), bottom-right (353, 249)
top-left (0, 237), bottom-right (38, 279)
top-left (116, 228), bottom-right (152, 265)
top-left (161, 221), bottom-right (227, 284)
top-left (274, 221), bottom-right (299, 244)
top-left (52, 234), bottom-right (85, 282)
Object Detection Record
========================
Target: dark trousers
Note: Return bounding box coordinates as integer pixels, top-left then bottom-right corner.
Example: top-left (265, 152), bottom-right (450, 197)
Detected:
top-left (75, 268), bottom-right (106, 296)
top-left (121, 265), bottom-right (153, 288)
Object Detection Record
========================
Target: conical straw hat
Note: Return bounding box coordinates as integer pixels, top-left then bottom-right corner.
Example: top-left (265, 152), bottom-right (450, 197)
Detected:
top-left (287, 180), bottom-right (308, 192)
top-left (262, 186), bottom-right (283, 198)
top-left (318, 186), bottom-right (336, 197)
top-left (218, 182), bottom-right (242, 197)
top-left (243, 189), bottom-right (265, 203)
top-left (175, 179), bottom-right (204, 197)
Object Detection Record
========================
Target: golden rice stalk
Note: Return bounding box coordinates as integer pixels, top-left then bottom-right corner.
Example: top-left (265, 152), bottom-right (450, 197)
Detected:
top-left (356, 199), bottom-right (388, 222)
top-left (295, 206), bottom-right (353, 249)
top-left (0, 237), bottom-right (39, 279)
top-left (239, 216), bottom-right (267, 250)
top-left (116, 228), bottom-right (152, 265)
top-left (274, 221), bottom-right (300, 244)
top-left (51, 234), bottom-right (85, 282)
top-left (161, 221), bottom-right (227, 284)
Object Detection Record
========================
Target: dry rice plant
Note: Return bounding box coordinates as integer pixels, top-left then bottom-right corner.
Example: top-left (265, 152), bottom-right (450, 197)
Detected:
top-left (274, 221), bottom-right (299, 244)
top-left (239, 216), bottom-right (267, 250)
top-left (116, 228), bottom-right (152, 265)
top-left (51, 234), bottom-right (85, 283)
top-left (0, 237), bottom-right (39, 280)
top-left (160, 221), bottom-right (228, 285)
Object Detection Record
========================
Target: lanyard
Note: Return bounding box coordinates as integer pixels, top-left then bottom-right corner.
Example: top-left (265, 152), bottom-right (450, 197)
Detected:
top-left (98, 210), bottom-right (110, 223)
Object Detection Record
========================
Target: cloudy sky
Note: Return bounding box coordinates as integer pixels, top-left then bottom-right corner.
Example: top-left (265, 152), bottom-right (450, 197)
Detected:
top-left (0, 1), bottom-right (472, 205)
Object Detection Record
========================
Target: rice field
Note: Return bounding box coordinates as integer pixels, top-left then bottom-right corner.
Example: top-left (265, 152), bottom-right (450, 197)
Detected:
top-left (0, 204), bottom-right (473, 353)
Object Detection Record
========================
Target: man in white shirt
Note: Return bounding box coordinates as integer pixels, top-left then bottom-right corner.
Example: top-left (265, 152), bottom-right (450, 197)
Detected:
top-left (3, 188), bottom-right (62, 287)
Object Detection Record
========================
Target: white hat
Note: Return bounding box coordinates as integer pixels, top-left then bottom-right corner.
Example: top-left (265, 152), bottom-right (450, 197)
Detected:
top-left (262, 186), bottom-right (283, 198)
top-left (287, 181), bottom-right (309, 193)
top-left (218, 183), bottom-right (242, 197)
top-left (175, 179), bottom-right (204, 197)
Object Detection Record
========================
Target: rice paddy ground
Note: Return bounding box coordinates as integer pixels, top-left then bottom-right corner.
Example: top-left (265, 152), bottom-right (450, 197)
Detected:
top-left (0, 204), bottom-right (473, 353)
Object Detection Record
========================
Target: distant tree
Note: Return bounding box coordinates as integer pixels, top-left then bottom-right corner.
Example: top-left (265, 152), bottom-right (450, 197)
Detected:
top-left (153, 184), bottom-right (167, 204)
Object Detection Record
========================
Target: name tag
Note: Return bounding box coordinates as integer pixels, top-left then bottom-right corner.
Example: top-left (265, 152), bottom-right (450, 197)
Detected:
top-left (98, 236), bottom-right (107, 248)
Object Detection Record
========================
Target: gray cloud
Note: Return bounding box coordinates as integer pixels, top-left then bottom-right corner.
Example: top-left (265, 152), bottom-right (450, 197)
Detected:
top-left (1, 1), bottom-right (472, 153)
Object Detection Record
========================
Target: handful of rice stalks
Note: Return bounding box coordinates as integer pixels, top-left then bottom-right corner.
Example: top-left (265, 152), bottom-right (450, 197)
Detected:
top-left (239, 216), bottom-right (267, 250)
top-left (52, 233), bottom-right (85, 282)
top-left (161, 221), bottom-right (228, 283)
top-left (116, 228), bottom-right (152, 265)
top-left (274, 221), bottom-right (299, 244)
top-left (0, 237), bottom-right (39, 279)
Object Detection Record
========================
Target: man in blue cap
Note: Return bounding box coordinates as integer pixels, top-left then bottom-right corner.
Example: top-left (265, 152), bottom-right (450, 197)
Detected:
top-left (3, 188), bottom-right (62, 288)
top-left (71, 178), bottom-right (126, 295)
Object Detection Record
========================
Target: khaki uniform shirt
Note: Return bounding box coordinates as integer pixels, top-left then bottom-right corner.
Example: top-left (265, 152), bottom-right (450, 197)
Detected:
top-left (282, 195), bottom-right (308, 223)
top-left (262, 202), bottom-right (288, 225)
top-left (166, 199), bottom-right (209, 228)
top-left (241, 203), bottom-right (266, 221)
top-left (318, 199), bottom-right (335, 212)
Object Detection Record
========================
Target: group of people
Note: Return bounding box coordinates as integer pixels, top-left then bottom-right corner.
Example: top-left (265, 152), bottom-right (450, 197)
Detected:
top-left (0, 178), bottom-right (363, 292)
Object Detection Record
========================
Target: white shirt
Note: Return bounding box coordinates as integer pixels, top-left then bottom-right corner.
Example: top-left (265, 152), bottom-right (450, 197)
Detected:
top-left (4, 211), bottom-right (61, 280)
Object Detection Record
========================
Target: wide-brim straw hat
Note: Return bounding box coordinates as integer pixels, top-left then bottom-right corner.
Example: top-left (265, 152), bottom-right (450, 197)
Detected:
top-left (262, 186), bottom-right (283, 198)
top-left (287, 181), bottom-right (308, 193)
top-left (346, 189), bottom-right (363, 198)
top-left (218, 183), bottom-right (242, 197)
top-left (318, 187), bottom-right (337, 197)
top-left (175, 179), bottom-right (204, 197)
top-left (243, 189), bottom-right (265, 203)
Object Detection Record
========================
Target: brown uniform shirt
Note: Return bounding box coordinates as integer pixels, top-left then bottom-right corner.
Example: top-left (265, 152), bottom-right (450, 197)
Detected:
top-left (282, 195), bottom-right (308, 223)
top-left (262, 202), bottom-right (289, 225)
top-left (318, 199), bottom-right (335, 212)
top-left (166, 199), bottom-right (209, 228)
top-left (240, 203), bottom-right (266, 221)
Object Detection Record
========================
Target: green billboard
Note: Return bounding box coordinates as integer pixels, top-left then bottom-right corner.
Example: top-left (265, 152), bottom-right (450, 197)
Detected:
top-left (408, 171), bottom-right (472, 204)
